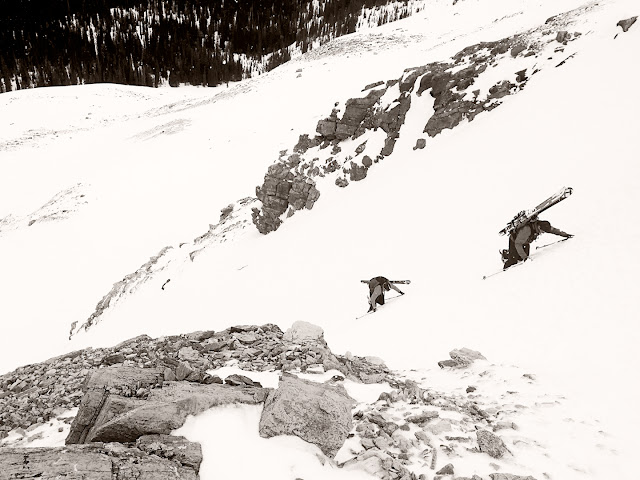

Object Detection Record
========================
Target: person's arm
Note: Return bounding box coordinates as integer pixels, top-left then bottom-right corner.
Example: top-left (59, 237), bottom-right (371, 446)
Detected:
top-left (539, 221), bottom-right (572, 238)
top-left (514, 227), bottom-right (530, 260)
top-left (388, 283), bottom-right (404, 294)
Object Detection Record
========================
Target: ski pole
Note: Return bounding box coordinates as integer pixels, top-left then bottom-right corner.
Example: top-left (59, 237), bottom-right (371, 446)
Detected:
top-left (535, 237), bottom-right (571, 250)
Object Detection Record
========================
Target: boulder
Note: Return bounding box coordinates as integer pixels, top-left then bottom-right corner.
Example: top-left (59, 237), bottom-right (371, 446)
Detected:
top-left (349, 162), bottom-right (368, 181)
top-left (476, 429), bottom-right (508, 458)
top-left (450, 347), bottom-right (486, 365)
top-left (259, 373), bottom-right (355, 457)
top-left (283, 321), bottom-right (325, 343)
top-left (438, 348), bottom-right (486, 368)
top-left (489, 475), bottom-right (537, 480)
top-left (0, 442), bottom-right (199, 479)
top-left (617, 16), bottom-right (637, 32)
top-left (67, 377), bottom-right (269, 445)
top-left (436, 463), bottom-right (455, 475)
top-left (83, 366), bottom-right (164, 391)
top-left (225, 374), bottom-right (261, 387)
top-left (136, 434), bottom-right (203, 470)
top-left (413, 138), bottom-right (427, 150)
top-left (510, 44), bottom-right (526, 57)
top-left (316, 118), bottom-right (337, 138)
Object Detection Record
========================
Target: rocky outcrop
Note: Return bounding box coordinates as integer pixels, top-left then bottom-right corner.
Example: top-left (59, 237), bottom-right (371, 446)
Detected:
top-left (251, 11), bottom-right (594, 234)
top-left (617, 16), bottom-right (637, 32)
top-left (0, 439), bottom-right (201, 479)
top-left (259, 373), bottom-right (355, 457)
top-left (0, 183), bottom-right (89, 236)
top-left (438, 347), bottom-right (486, 369)
top-left (73, 197), bottom-right (257, 336)
top-left (282, 320), bottom-right (324, 343)
top-left (67, 370), bottom-right (269, 445)
top-left (252, 162), bottom-right (321, 234)
top-left (1, 323), bottom-right (382, 437)
top-left (2, 323), bottom-right (388, 440)
top-left (335, 89), bottom-right (387, 140)
top-left (1, 334), bottom-right (585, 480)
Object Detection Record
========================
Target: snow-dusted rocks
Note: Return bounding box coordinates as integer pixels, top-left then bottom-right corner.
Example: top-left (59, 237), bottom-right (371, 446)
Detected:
top-left (438, 348), bottom-right (487, 369)
top-left (0, 439), bottom-right (201, 479)
top-left (489, 475), bottom-right (537, 480)
top-left (0, 183), bottom-right (89, 236)
top-left (135, 434), bottom-right (203, 471)
top-left (1, 322), bottom-right (387, 438)
top-left (476, 429), bottom-right (509, 459)
top-left (259, 373), bottom-right (355, 458)
top-left (250, 4), bottom-right (597, 235)
top-left (66, 367), bottom-right (268, 445)
top-left (282, 320), bottom-right (325, 343)
top-left (252, 162), bottom-right (321, 234)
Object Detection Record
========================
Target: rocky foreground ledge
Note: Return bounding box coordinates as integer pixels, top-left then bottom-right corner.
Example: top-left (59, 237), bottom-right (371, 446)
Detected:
top-left (1, 322), bottom-right (560, 479)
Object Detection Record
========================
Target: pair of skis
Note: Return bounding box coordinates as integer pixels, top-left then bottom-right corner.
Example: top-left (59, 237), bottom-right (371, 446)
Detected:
top-left (499, 186), bottom-right (573, 236)
top-left (359, 280), bottom-right (411, 285)
top-left (357, 279), bottom-right (411, 319)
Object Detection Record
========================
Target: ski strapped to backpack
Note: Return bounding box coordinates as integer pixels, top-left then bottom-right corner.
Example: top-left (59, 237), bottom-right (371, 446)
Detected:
top-left (499, 187), bottom-right (573, 236)
top-left (360, 280), bottom-right (411, 284)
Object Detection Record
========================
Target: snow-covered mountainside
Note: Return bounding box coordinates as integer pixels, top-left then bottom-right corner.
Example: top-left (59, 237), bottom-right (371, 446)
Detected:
top-left (1, 0), bottom-right (638, 479)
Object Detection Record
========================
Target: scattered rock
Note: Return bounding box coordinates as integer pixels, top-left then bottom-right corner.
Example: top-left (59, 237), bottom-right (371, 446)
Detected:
top-left (617, 16), bottom-right (637, 32)
top-left (136, 434), bottom-right (203, 470)
top-left (225, 374), bottom-right (261, 387)
top-left (439, 348), bottom-right (486, 368)
top-left (413, 138), bottom-right (426, 150)
top-left (489, 475), bottom-right (538, 480)
top-left (407, 411), bottom-right (440, 424)
top-left (436, 463), bottom-right (455, 475)
top-left (476, 429), bottom-right (508, 458)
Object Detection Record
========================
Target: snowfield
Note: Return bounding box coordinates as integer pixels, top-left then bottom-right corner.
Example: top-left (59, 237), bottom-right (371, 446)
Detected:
top-left (1, 0), bottom-right (638, 479)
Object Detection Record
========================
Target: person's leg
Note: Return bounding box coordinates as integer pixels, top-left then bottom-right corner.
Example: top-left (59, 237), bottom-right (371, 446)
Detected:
top-left (369, 285), bottom-right (383, 311)
top-left (503, 237), bottom-right (518, 269)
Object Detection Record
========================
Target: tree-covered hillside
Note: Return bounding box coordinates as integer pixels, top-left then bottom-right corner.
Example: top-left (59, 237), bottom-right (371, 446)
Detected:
top-left (0, 0), bottom-right (422, 93)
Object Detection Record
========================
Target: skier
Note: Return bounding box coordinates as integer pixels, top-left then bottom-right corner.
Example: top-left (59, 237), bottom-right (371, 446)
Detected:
top-left (365, 276), bottom-right (404, 312)
top-left (501, 216), bottom-right (573, 269)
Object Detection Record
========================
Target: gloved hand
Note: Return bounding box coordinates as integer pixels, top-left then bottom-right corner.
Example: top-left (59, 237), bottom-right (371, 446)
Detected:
top-left (400, 292), bottom-right (405, 295)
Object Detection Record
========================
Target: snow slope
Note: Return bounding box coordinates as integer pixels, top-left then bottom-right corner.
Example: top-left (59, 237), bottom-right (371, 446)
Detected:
top-left (1, 0), bottom-right (639, 478)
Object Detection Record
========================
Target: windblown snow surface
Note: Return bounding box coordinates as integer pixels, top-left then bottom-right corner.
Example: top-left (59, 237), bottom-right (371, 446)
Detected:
top-left (1, 0), bottom-right (638, 479)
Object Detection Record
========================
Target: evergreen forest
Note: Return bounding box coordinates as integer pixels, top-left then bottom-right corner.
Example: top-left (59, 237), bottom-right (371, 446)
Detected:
top-left (0, 0), bottom-right (420, 93)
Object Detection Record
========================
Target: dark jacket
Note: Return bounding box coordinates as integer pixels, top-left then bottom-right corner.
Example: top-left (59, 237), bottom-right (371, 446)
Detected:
top-left (368, 276), bottom-right (391, 295)
top-left (511, 220), bottom-right (570, 260)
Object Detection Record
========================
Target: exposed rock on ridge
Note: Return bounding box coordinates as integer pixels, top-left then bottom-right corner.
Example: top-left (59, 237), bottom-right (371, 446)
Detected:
top-left (2, 323), bottom-right (387, 437)
top-left (251, 3), bottom-right (594, 234)
top-left (0, 438), bottom-right (201, 479)
top-left (71, 197), bottom-right (257, 336)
